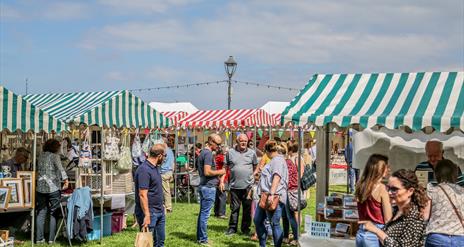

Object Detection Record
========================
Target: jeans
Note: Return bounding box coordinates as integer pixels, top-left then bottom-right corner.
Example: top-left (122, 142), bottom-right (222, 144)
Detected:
top-left (136, 208), bottom-right (166, 247)
top-left (356, 223), bottom-right (384, 247)
top-left (254, 202), bottom-right (284, 247)
top-left (196, 186), bottom-right (216, 242)
top-left (228, 189), bottom-right (252, 233)
top-left (348, 167), bottom-right (356, 193)
top-left (282, 201), bottom-right (299, 240)
top-left (214, 187), bottom-right (227, 217)
top-left (36, 191), bottom-right (61, 242)
top-left (425, 233), bottom-right (464, 247)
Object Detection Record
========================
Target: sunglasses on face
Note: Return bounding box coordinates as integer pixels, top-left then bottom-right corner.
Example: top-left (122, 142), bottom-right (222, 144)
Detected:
top-left (387, 185), bottom-right (402, 194)
top-left (211, 140), bottom-right (221, 146)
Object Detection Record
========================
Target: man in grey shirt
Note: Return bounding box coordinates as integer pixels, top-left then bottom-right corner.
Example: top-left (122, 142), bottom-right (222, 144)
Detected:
top-left (223, 134), bottom-right (258, 236)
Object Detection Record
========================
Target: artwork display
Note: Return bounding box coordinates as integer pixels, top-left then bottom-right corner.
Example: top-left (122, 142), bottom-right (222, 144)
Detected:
top-left (1, 178), bottom-right (24, 208)
top-left (0, 186), bottom-right (11, 209)
top-left (17, 171), bottom-right (35, 207)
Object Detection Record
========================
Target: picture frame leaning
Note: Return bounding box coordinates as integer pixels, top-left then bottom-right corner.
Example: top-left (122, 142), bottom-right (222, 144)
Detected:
top-left (1, 178), bottom-right (24, 208)
top-left (16, 171), bottom-right (35, 208)
top-left (0, 186), bottom-right (11, 210)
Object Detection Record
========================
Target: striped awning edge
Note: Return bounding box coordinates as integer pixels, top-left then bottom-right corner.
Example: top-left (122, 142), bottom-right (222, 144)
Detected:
top-left (178, 109), bottom-right (276, 128)
top-left (24, 90), bottom-right (170, 128)
top-left (0, 86), bottom-right (67, 133)
top-left (282, 72), bottom-right (464, 132)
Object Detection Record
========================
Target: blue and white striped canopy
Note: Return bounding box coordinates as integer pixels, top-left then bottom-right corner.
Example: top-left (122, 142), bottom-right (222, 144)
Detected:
top-left (0, 86), bottom-right (67, 133)
top-left (282, 72), bottom-right (464, 132)
top-left (24, 90), bottom-right (170, 128)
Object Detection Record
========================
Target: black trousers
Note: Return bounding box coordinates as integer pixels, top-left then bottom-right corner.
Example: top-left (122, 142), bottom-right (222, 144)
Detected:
top-left (214, 188), bottom-right (227, 216)
top-left (228, 188), bottom-right (252, 233)
top-left (36, 191), bottom-right (61, 242)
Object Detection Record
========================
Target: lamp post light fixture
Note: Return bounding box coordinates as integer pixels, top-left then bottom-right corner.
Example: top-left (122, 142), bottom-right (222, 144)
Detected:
top-left (224, 56), bottom-right (237, 110)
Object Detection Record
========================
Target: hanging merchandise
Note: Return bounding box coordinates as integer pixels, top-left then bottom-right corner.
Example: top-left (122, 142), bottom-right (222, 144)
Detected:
top-left (142, 134), bottom-right (151, 155)
top-left (60, 138), bottom-right (68, 156)
top-left (257, 129), bottom-right (263, 138)
top-left (103, 129), bottom-right (120, 160)
top-left (278, 129), bottom-right (284, 138)
top-left (132, 129), bottom-right (142, 158)
top-left (78, 129), bottom-right (92, 168)
top-left (246, 131), bottom-right (253, 140)
top-left (290, 129), bottom-right (295, 139)
top-left (236, 131), bottom-right (241, 137)
top-left (204, 129), bottom-right (209, 136)
top-left (310, 131), bottom-right (316, 138)
top-left (117, 132), bottom-right (132, 172)
top-left (225, 130), bottom-right (230, 140)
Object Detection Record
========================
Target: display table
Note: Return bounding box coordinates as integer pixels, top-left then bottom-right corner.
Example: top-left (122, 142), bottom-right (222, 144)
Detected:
top-left (299, 235), bottom-right (355, 247)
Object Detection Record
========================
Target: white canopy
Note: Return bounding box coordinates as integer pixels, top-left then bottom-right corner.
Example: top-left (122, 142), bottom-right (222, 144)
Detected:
top-left (149, 102), bottom-right (198, 114)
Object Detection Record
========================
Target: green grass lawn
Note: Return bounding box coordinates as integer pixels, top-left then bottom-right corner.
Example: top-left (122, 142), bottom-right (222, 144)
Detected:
top-left (17, 185), bottom-right (349, 246)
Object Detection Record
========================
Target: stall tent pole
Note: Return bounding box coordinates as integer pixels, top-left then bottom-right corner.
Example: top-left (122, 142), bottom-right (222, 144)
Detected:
top-left (253, 127), bottom-right (257, 151)
top-left (100, 128), bottom-right (104, 245)
top-left (31, 133), bottom-right (37, 246)
top-left (315, 124), bottom-right (330, 206)
top-left (297, 127), bottom-right (302, 237)
top-left (174, 128), bottom-right (178, 204)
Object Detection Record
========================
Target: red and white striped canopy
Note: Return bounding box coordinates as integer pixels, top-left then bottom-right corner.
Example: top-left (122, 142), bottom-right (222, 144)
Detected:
top-left (161, 111), bottom-right (189, 126)
top-left (271, 113), bottom-right (282, 126)
top-left (178, 109), bottom-right (276, 128)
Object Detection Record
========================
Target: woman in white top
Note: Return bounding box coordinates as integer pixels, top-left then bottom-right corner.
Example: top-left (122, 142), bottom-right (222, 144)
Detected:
top-left (424, 159), bottom-right (464, 246)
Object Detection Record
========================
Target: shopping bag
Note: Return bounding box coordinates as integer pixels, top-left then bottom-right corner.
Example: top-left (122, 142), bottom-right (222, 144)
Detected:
top-left (134, 228), bottom-right (153, 247)
top-left (132, 131), bottom-right (142, 158)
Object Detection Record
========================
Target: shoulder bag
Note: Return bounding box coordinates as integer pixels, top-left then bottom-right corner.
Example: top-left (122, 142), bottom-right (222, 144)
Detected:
top-left (259, 192), bottom-right (279, 212)
top-left (438, 184), bottom-right (464, 229)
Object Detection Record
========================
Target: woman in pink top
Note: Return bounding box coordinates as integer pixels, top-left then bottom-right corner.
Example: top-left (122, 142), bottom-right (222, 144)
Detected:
top-left (355, 154), bottom-right (392, 247)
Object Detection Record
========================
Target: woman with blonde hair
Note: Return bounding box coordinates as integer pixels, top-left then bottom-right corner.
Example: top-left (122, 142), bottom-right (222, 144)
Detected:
top-left (355, 154), bottom-right (392, 247)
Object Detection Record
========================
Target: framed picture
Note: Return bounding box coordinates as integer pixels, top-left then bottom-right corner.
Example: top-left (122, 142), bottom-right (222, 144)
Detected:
top-left (0, 186), bottom-right (11, 209)
top-left (1, 178), bottom-right (24, 208)
top-left (16, 171), bottom-right (35, 207)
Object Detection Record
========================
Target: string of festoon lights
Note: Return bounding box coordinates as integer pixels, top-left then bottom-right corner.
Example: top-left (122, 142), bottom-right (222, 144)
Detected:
top-left (128, 80), bottom-right (300, 92)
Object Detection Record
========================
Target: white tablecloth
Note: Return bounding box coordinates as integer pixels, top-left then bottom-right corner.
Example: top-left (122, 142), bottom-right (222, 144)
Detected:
top-left (299, 235), bottom-right (355, 247)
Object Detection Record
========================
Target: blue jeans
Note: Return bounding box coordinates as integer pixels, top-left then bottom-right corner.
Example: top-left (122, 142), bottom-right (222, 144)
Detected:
top-left (254, 202), bottom-right (284, 247)
top-left (282, 201), bottom-right (299, 240)
top-left (196, 186), bottom-right (216, 242)
top-left (356, 223), bottom-right (383, 247)
top-left (348, 167), bottom-right (356, 193)
top-left (425, 233), bottom-right (464, 247)
top-left (136, 209), bottom-right (166, 247)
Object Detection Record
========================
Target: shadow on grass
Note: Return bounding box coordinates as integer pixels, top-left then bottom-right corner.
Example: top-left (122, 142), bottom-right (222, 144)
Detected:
top-left (171, 231), bottom-right (196, 241)
top-left (208, 224), bottom-right (228, 233)
top-left (225, 243), bottom-right (257, 247)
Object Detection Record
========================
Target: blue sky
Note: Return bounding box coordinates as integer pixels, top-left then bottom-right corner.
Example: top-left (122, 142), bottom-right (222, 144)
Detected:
top-left (1, 0), bottom-right (463, 110)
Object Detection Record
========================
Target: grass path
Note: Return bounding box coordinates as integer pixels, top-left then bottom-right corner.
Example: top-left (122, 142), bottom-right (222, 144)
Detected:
top-left (17, 185), bottom-right (348, 246)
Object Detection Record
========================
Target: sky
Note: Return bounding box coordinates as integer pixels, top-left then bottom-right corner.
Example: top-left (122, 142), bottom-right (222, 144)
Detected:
top-left (1, 0), bottom-right (463, 110)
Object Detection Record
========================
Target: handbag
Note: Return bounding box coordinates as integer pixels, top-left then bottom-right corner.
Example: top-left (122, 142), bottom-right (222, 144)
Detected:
top-left (259, 192), bottom-right (279, 211)
top-left (288, 189), bottom-right (307, 211)
top-left (78, 133), bottom-right (92, 168)
top-left (132, 131), bottom-right (142, 158)
top-left (103, 130), bottom-right (120, 160)
top-left (134, 227), bottom-right (153, 247)
top-left (300, 164), bottom-right (317, 190)
top-left (438, 184), bottom-right (464, 229)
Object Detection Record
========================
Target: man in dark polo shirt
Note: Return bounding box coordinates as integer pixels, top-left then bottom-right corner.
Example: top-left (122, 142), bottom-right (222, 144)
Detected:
top-left (196, 133), bottom-right (226, 246)
top-left (223, 134), bottom-right (257, 236)
top-left (135, 144), bottom-right (166, 247)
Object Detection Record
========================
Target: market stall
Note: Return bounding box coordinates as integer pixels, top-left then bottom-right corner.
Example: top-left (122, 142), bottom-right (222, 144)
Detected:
top-left (281, 71), bottom-right (464, 243)
top-left (0, 86), bottom-right (67, 246)
top-left (24, 90), bottom-right (170, 243)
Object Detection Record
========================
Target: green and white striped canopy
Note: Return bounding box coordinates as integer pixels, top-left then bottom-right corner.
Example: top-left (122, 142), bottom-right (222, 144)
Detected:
top-left (24, 90), bottom-right (170, 128)
top-left (0, 86), bottom-right (67, 133)
top-left (282, 72), bottom-right (464, 132)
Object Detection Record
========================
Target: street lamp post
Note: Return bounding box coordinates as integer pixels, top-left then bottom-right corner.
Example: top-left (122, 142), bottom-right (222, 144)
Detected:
top-left (224, 56), bottom-right (237, 110)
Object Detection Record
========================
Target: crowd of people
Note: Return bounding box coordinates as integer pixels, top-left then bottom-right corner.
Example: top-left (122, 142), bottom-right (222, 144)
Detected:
top-left (2, 135), bottom-right (463, 247)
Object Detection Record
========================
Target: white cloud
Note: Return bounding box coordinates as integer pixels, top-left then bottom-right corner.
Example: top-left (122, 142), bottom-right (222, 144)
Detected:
top-left (42, 2), bottom-right (90, 20)
top-left (97, 0), bottom-right (198, 14)
top-left (79, 0), bottom-right (462, 73)
top-left (104, 71), bottom-right (127, 81)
